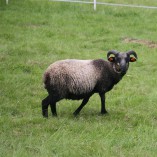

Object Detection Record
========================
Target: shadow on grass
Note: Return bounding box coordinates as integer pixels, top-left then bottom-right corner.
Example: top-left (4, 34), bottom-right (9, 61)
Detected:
top-left (47, 108), bottom-right (127, 122)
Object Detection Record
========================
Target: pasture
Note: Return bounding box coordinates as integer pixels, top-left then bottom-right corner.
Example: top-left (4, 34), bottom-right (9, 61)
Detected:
top-left (0, 0), bottom-right (157, 156)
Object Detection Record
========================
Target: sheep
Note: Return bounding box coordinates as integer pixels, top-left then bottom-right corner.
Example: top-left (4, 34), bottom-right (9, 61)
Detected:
top-left (42, 50), bottom-right (137, 117)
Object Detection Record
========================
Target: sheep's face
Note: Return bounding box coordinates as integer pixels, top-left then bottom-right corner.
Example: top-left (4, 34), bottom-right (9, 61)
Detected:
top-left (107, 50), bottom-right (137, 75)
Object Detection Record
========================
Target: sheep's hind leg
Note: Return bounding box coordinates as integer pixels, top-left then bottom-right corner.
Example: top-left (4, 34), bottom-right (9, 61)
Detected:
top-left (42, 96), bottom-right (50, 118)
top-left (73, 96), bottom-right (90, 116)
top-left (49, 98), bottom-right (57, 116)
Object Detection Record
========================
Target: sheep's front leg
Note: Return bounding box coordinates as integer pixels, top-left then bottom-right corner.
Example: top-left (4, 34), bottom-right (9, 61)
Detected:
top-left (99, 93), bottom-right (108, 114)
top-left (73, 96), bottom-right (90, 116)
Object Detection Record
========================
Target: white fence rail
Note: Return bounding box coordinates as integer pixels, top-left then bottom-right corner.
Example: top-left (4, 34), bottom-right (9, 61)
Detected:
top-left (5, 0), bottom-right (157, 10)
top-left (50, 0), bottom-right (157, 10)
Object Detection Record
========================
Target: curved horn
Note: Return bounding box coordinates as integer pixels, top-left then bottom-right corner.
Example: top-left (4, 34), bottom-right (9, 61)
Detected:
top-left (127, 50), bottom-right (138, 59)
top-left (107, 50), bottom-right (118, 59)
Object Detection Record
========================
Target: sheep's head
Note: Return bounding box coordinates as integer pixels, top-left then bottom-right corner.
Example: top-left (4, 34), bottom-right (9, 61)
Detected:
top-left (107, 50), bottom-right (137, 75)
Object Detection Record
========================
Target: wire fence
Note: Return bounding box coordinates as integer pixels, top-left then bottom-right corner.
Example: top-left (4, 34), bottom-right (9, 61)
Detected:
top-left (5, 0), bottom-right (157, 10)
top-left (49, 0), bottom-right (157, 10)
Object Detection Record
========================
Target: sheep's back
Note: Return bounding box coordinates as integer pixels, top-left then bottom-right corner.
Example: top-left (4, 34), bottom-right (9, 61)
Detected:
top-left (44, 59), bottom-right (100, 95)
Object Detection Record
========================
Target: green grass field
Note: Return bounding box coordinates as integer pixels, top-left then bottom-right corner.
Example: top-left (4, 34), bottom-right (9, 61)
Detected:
top-left (0, 0), bottom-right (157, 156)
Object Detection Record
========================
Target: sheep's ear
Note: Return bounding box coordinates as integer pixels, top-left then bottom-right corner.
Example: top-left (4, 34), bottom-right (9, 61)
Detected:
top-left (108, 57), bottom-right (115, 62)
top-left (130, 57), bottom-right (137, 62)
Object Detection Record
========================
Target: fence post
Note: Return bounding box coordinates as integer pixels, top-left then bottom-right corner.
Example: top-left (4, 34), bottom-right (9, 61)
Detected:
top-left (94, 0), bottom-right (96, 10)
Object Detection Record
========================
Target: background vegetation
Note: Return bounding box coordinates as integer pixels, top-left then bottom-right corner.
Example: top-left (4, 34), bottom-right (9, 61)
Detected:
top-left (0, 0), bottom-right (157, 156)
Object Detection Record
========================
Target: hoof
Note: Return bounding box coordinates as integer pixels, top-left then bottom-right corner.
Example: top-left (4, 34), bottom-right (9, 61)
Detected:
top-left (42, 110), bottom-right (48, 118)
top-left (52, 113), bottom-right (57, 117)
top-left (101, 111), bottom-right (108, 115)
top-left (43, 114), bottom-right (48, 118)
top-left (73, 112), bottom-right (79, 117)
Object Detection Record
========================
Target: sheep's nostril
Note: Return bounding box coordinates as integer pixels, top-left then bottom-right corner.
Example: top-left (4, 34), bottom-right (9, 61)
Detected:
top-left (120, 66), bottom-right (127, 74)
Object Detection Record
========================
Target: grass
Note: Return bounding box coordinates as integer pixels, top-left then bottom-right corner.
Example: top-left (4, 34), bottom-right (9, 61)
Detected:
top-left (0, 0), bottom-right (157, 156)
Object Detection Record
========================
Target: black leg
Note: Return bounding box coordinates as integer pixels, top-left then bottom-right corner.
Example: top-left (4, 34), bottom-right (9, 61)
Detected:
top-left (50, 101), bottom-right (57, 116)
top-left (99, 93), bottom-right (108, 114)
top-left (42, 96), bottom-right (50, 118)
top-left (73, 96), bottom-right (90, 116)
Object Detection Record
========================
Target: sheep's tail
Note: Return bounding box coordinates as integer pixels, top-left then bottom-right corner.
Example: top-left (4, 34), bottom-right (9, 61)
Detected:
top-left (43, 72), bottom-right (50, 89)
